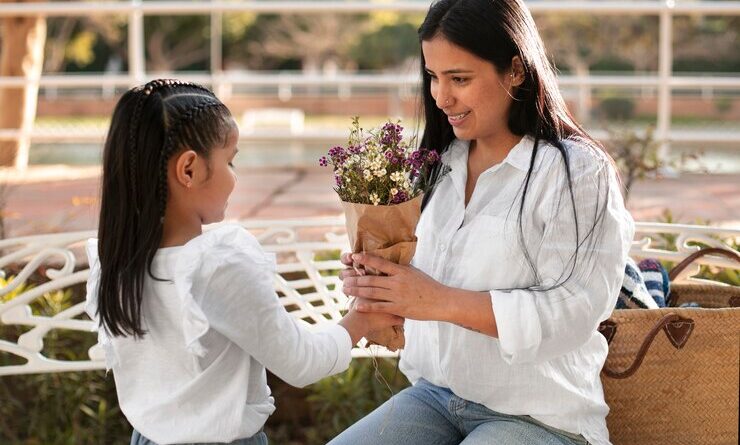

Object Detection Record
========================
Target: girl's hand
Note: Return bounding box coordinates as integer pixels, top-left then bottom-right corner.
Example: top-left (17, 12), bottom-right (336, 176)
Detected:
top-left (341, 253), bottom-right (450, 321)
top-left (339, 306), bottom-right (403, 345)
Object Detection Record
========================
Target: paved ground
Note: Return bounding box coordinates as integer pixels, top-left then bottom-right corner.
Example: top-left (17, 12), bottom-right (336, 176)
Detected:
top-left (1, 165), bottom-right (738, 239)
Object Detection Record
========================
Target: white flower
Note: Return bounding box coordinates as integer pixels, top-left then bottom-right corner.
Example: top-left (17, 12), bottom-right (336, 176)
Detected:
top-left (374, 168), bottom-right (387, 177)
top-left (363, 169), bottom-right (373, 181)
top-left (369, 192), bottom-right (380, 206)
top-left (390, 171), bottom-right (405, 183)
top-left (390, 188), bottom-right (398, 196)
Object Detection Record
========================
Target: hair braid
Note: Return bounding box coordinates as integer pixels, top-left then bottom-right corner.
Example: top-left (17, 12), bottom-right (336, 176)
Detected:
top-left (157, 99), bottom-right (226, 222)
top-left (128, 79), bottom-right (167, 212)
top-left (129, 80), bottom-right (215, 214)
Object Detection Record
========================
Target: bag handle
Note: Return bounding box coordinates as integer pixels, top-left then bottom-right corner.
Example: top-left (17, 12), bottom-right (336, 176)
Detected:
top-left (600, 313), bottom-right (694, 379)
top-left (669, 247), bottom-right (740, 281)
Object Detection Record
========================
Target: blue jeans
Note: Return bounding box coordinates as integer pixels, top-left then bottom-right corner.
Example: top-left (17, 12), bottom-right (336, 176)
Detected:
top-left (328, 379), bottom-right (589, 445)
top-left (130, 430), bottom-right (268, 445)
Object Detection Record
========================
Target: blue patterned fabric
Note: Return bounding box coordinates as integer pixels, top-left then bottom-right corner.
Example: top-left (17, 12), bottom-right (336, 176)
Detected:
top-left (637, 259), bottom-right (670, 307)
top-left (617, 258), bottom-right (658, 309)
top-left (617, 258), bottom-right (673, 309)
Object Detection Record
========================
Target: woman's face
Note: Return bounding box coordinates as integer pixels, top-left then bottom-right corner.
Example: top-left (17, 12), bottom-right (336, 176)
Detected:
top-left (422, 35), bottom-right (516, 143)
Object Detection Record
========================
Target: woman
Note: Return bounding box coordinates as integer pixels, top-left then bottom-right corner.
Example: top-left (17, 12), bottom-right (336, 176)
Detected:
top-left (330, 0), bottom-right (633, 444)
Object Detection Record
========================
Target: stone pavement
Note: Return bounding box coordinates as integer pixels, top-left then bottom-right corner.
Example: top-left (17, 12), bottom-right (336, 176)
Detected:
top-left (1, 165), bottom-right (738, 239)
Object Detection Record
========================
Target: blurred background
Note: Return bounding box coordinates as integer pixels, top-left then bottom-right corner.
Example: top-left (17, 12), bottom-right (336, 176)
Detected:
top-left (0, 0), bottom-right (738, 240)
top-left (0, 1), bottom-right (738, 443)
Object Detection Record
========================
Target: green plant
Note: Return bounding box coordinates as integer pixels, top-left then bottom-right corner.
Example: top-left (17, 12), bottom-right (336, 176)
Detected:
top-left (263, 357), bottom-right (410, 444)
top-left (598, 96), bottom-right (635, 121)
top-left (713, 96), bottom-right (733, 114)
top-left (650, 209), bottom-right (740, 286)
top-left (0, 274), bottom-right (131, 445)
top-left (605, 126), bottom-right (663, 203)
top-left (305, 357), bottom-right (409, 444)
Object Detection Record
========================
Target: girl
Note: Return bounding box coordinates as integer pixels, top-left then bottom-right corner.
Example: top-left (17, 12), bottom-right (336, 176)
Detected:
top-left (85, 79), bottom-right (401, 445)
top-left (332, 0), bottom-right (634, 444)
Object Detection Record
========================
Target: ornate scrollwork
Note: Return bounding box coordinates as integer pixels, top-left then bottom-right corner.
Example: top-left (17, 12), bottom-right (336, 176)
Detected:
top-left (1, 220), bottom-right (737, 376)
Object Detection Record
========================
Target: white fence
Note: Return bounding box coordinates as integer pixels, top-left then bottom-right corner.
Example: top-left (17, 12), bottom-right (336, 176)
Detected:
top-left (1, 219), bottom-right (738, 376)
top-left (1, 1), bottom-right (740, 169)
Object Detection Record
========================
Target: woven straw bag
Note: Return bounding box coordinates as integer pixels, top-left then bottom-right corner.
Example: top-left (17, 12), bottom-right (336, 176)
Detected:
top-left (600, 248), bottom-right (740, 445)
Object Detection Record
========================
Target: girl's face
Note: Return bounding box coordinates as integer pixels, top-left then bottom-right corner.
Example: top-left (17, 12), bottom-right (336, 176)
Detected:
top-left (193, 125), bottom-right (239, 224)
top-left (422, 35), bottom-right (516, 144)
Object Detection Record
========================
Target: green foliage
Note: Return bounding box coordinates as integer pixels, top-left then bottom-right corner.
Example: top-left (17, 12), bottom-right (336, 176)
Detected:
top-left (0, 276), bottom-right (131, 445)
top-left (269, 357), bottom-right (410, 445)
top-left (590, 57), bottom-right (634, 72)
top-left (604, 126), bottom-right (662, 202)
top-left (652, 210), bottom-right (740, 286)
top-left (673, 58), bottom-right (740, 73)
top-left (713, 96), bottom-right (733, 114)
top-left (350, 23), bottom-right (419, 70)
top-left (598, 96), bottom-right (635, 121)
top-left (0, 367), bottom-right (129, 445)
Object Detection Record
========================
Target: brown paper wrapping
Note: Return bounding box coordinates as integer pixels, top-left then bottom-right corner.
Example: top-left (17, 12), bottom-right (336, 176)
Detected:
top-left (341, 195), bottom-right (423, 351)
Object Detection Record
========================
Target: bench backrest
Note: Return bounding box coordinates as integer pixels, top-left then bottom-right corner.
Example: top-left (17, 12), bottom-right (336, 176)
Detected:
top-left (1, 219), bottom-right (737, 376)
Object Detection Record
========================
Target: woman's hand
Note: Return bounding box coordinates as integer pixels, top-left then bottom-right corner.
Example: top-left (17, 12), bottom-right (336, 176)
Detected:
top-left (340, 253), bottom-right (451, 321)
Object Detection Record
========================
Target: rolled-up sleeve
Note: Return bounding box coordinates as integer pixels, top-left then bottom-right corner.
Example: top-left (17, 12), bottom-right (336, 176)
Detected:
top-left (200, 252), bottom-right (353, 387)
top-left (491, 158), bottom-right (634, 364)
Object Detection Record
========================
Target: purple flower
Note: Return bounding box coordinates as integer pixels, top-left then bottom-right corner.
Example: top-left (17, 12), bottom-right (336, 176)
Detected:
top-left (319, 156), bottom-right (328, 167)
top-left (380, 122), bottom-right (403, 147)
top-left (392, 190), bottom-right (408, 204)
top-left (425, 149), bottom-right (439, 163)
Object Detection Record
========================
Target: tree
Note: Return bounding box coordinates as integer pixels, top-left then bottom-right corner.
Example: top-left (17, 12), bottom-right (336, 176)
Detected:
top-left (672, 15), bottom-right (740, 72)
top-left (536, 14), bottom-right (658, 121)
top-left (247, 14), bottom-right (369, 73)
top-left (350, 13), bottom-right (422, 71)
top-left (44, 15), bottom-right (127, 74)
top-left (0, 0), bottom-right (46, 168)
top-left (145, 15), bottom-right (211, 72)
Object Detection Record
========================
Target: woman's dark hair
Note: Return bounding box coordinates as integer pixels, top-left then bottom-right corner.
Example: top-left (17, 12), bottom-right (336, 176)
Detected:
top-left (418, 0), bottom-right (612, 288)
top-left (97, 79), bottom-right (235, 337)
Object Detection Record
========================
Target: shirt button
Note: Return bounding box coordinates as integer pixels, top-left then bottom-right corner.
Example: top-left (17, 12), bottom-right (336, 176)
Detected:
top-left (438, 243), bottom-right (446, 252)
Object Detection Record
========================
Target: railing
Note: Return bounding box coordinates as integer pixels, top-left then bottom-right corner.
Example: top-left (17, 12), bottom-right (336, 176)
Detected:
top-left (0, 219), bottom-right (738, 376)
top-left (0, 1), bottom-right (739, 169)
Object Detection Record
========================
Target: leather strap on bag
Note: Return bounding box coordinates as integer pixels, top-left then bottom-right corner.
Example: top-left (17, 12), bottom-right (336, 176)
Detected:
top-left (668, 247), bottom-right (740, 281)
top-left (601, 313), bottom-right (695, 379)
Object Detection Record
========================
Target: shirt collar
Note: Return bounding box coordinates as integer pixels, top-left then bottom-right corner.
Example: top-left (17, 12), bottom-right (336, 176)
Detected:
top-left (446, 134), bottom-right (541, 175)
top-left (502, 135), bottom-right (541, 172)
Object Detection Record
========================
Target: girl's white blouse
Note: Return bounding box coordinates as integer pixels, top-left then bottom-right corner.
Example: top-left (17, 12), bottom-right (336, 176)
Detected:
top-left (86, 224), bottom-right (352, 444)
top-left (400, 136), bottom-right (634, 445)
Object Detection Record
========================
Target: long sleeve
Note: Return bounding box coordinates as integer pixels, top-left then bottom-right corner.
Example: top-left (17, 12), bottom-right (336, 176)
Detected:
top-left (174, 225), bottom-right (353, 388)
top-left (491, 153), bottom-right (634, 365)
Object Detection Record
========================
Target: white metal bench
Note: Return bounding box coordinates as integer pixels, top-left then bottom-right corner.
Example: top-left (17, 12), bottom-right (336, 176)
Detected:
top-left (1, 219), bottom-right (738, 376)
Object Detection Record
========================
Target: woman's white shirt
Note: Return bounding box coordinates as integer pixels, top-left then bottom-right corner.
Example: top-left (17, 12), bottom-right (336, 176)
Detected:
top-left (85, 225), bottom-right (352, 444)
top-left (400, 136), bottom-right (634, 445)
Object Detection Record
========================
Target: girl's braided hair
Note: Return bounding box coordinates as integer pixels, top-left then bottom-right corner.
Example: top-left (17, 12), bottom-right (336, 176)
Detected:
top-left (97, 79), bottom-right (235, 337)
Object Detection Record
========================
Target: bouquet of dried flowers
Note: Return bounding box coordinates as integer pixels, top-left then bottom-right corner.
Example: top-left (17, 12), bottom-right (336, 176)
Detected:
top-left (320, 117), bottom-right (439, 351)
